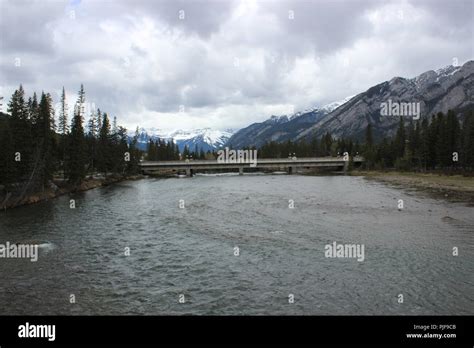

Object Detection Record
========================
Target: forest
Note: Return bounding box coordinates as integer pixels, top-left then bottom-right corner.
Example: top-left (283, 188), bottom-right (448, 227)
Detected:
top-left (0, 84), bottom-right (142, 199)
top-left (258, 111), bottom-right (474, 172)
top-left (1, 83), bottom-right (473, 203)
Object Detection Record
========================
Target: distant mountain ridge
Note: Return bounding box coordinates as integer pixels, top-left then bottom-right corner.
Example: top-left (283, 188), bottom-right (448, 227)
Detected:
top-left (226, 96), bottom-right (354, 148)
top-left (227, 60), bottom-right (474, 147)
top-left (129, 127), bottom-right (234, 152)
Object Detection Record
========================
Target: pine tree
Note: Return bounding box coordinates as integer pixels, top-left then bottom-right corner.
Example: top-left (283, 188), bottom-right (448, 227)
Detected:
top-left (67, 86), bottom-right (86, 185)
top-left (365, 123), bottom-right (373, 148)
top-left (112, 116), bottom-right (118, 143)
top-left (363, 124), bottom-right (375, 169)
top-left (116, 126), bottom-right (129, 174)
top-left (461, 110), bottom-right (474, 169)
top-left (183, 145), bottom-right (190, 159)
top-left (36, 91), bottom-right (55, 188)
top-left (86, 110), bottom-right (97, 176)
top-left (29, 92), bottom-right (40, 125)
top-left (446, 110), bottom-right (460, 169)
top-left (58, 87), bottom-right (69, 135)
top-left (435, 112), bottom-right (449, 168)
top-left (419, 117), bottom-right (430, 170)
top-left (97, 112), bottom-right (112, 176)
top-left (0, 114), bottom-right (15, 186)
top-left (126, 127), bottom-right (141, 174)
top-left (7, 85), bottom-right (32, 182)
top-left (394, 117), bottom-right (406, 159)
top-left (427, 115), bottom-right (438, 169)
top-left (310, 136), bottom-right (319, 157)
top-left (95, 108), bottom-right (102, 136)
top-left (58, 87), bottom-right (69, 179)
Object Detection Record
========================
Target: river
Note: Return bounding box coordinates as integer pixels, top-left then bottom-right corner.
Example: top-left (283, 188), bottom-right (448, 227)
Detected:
top-left (0, 174), bottom-right (472, 315)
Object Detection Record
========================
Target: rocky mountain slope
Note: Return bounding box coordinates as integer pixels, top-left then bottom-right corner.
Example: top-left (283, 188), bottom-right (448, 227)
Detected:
top-left (227, 60), bottom-right (473, 147)
top-left (226, 96), bottom-right (353, 148)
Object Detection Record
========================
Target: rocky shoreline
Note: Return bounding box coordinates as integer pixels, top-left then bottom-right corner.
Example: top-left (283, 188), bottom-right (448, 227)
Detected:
top-left (356, 171), bottom-right (474, 205)
top-left (0, 174), bottom-right (145, 211)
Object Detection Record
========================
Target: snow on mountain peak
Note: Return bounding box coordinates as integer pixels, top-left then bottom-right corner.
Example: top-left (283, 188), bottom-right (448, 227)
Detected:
top-left (129, 127), bottom-right (235, 151)
top-left (274, 95), bottom-right (355, 122)
top-left (411, 64), bottom-right (462, 90)
top-left (319, 95), bottom-right (355, 113)
top-left (435, 64), bottom-right (461, 77)
top-left (167, 128), bottom-right (233, 145)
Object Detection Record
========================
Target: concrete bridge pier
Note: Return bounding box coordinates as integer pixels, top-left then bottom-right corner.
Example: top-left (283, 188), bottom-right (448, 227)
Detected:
top-left (343, 159), bottom-right (349, 173)
top-left (186, 168), bottom-right (193, 177)
top-left (239, 167), bottom-right (244, 175)
top-left (288, 166), bottom-right (294, 174)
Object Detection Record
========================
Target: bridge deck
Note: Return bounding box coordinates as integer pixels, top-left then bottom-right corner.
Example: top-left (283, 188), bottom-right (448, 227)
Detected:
top-left (139, 157), bottom-right (364, 173)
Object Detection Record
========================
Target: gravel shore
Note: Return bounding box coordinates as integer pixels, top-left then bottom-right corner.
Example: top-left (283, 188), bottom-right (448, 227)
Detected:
top-left (356, 171), bottom-right (474, 205)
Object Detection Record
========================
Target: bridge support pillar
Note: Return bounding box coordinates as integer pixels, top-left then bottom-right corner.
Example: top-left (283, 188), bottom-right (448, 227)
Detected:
top-left (239, 167), bottom-right (244, 175)
top-left (186, 168), bottom-right (193, 177)
top-left (288, 166), bottom-right (294, 174)
top-left (343, 159), bottom-right (349, 173)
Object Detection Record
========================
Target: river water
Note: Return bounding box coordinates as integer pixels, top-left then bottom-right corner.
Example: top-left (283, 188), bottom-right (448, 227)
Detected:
top-left (0, 174), bottom-right (472, 315)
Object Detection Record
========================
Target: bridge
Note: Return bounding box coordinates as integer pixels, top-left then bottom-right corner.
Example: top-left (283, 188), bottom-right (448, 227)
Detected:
top-left (139, 156), bottom-right (364, 176)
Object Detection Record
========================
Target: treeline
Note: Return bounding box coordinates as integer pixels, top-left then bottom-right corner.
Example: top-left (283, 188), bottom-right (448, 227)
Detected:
top-left (363, 111), bottom-right (474, 171)
top-left (259, 132), bottom-right (355, 158)
top-left (145, 140), bottom-right (213, 161)
top-left (0, 84), bottom-right (142, 195)
top-left (258, 110), bottom-right (474, 172)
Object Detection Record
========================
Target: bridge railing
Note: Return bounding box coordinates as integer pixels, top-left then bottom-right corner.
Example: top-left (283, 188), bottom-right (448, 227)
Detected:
top-left (139, 156), bottom-right (364, 166)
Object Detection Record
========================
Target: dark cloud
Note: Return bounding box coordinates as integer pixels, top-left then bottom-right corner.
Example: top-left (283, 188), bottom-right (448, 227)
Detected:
top-left (0, 0), bottom-right (472, 131)
top-left (0, 0), bottom-right (63, 54)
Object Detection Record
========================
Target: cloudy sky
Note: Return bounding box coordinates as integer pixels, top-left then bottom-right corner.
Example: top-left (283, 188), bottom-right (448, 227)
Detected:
top-left (0, 0), bottom-right (472, 132)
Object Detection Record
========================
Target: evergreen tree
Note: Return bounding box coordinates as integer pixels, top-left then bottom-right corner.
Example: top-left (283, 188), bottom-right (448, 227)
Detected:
top-left (394, 117), bottom-right (406, 158)
top-left (67, 86), bottom-right (86, 185)
top-left (57, 87), bottom-right (69, 178)
top-left (461, 110), bottom-right (474, 169)
top-left (435, 112), bottom-right (449, 168)
top-left (7, 85), bottom-right (32, 182)
top-left (0, 115), bottom-right (15, 186)
top-left (97, 112), bottom-right (112, 175)
top-left (419, 117), bottom-right (430, 170)
top-left (58, 87), bottom-right (69, 135)
top-left (446, 110), bottom-right (460, 169)
top-left (29, 92), bottom-right (40, 126)
top-left (36, 92), bottom-right (55, 188)
top-left (427, 115), bottom-right (438, 169)
top-left (126, 127), bottom-right (141, 174)
top-left (86, 110), bottom-right (97, 176)
top-left (363, 124), bottom-right (375, 169)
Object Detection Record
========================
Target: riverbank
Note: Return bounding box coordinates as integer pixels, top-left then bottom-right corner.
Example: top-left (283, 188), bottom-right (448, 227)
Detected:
top-left (0, 174), bottom-right (145, 211)
top-left (354, 170), bottom-right (474, 205)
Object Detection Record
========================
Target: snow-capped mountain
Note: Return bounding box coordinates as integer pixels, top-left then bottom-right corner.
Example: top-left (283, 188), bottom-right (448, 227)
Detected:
top-left (226, 96), bottom-right (355, 148)
top-left (319, 95), bottom-right (356, 113)
top-left (296, 61), bottom-right (473, 141)
top-left (227, 60), bottom-right (473, 147)
top-left (129, 127), bottom-right (234, 152)
top-left (287, 96), bottom-right (355, 120)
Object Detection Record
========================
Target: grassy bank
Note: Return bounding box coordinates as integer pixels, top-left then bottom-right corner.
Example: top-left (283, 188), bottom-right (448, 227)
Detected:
top-left (353, 170), bottom-right (474, 205)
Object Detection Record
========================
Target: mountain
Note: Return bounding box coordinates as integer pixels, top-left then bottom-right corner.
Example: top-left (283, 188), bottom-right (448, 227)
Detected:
top-left (227, 60), bottom-right (474, 147)
top-left (129, 127), bottom-right (234, 152)
top-left (297, 60), bottom-right (474, 141)
top-left (226, 96), bottom-right (353, 148)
